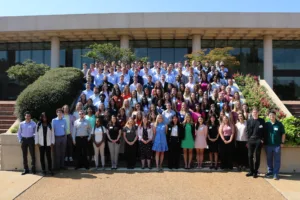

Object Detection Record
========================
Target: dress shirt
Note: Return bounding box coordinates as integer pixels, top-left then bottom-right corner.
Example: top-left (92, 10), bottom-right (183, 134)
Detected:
top-left (107, 73), bottom-right (118, 85)
top-left (17, 120), bottom-right (37, 142)
top-left (153, 73), bottom-right (162, 83)
top-left (185, 82), bottom-right (195, 93)
top-left (90, 94), bottom-right (100, 104)
top-left (118, 82), bottom-right (127, 93)
top-left (83, 89), bottom-right (93, 100)
top-left (118, 74), bottom-right (130, 85)
top-left (229, 85), bottom-right (239, 96)
top-left (165, 73), bottom-right (175, 84)
top-left (129, 83), bottom-right (138, 93)
top-left (63, 114), bottom-right (74, 135)
top-left (52, 117), bottom-right (67, 136)
top-left (162, 110), bottom-right (176, 125)
top-left (94, 74), bottom-right (104, 87)
top-left (73, 118), bottom-right (92, 142)
top-left (142, 75), bottom-right (149, 85)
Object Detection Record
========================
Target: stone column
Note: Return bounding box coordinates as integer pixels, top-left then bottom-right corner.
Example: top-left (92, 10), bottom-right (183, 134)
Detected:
top-left (120, 35), bottom-right (129, 49)
top-left (263, 35), bottom-right (273, 88)
top-left (51, 37), bottom-right (60, 68)
top-left (192, 35), bottom-right (201, 52)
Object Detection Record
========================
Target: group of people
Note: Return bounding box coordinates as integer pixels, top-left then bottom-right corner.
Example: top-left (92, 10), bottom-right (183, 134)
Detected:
top-left (18, 59), bottom-right (285, 180)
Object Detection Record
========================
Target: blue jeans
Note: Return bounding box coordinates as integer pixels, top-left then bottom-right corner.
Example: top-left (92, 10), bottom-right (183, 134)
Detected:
top-left (265, 145), bottom-right (281, 175)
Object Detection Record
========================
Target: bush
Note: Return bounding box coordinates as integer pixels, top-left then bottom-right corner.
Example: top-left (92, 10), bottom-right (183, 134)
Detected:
top-left (233, 73), bottom-right (286, 120)
top-left (281, 116), bottom-right (300, 146)
top-left (10, 124), bottom-right (19, 133)
top-left (15, 68), bottom-right (84, 120)
top-left (6, 60), bottom-right (50, 86)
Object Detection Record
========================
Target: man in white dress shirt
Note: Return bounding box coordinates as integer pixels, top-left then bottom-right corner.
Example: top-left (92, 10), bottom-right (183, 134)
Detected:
top-left (185, 76), bottom-right (195, 93)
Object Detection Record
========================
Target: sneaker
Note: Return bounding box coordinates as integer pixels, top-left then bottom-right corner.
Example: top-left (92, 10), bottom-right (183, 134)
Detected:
top-left (265, 172), bottom-right (273, 178)
top-left (69, 157), bottom-right (73, 162)
top-left (65, 157), bottom-right (68, 162)
top-left (246, 172), bottom-right (254, 177)
top-left (253, 173), bottom-right (258, 178)
top-left (273, 174), bottom-right (279, 180)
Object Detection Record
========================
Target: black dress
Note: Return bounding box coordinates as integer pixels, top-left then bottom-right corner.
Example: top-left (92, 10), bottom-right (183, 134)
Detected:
top-left (207, 124), bottom-right (219, 153)
top-left (139, 127), bottom-right (152, 160)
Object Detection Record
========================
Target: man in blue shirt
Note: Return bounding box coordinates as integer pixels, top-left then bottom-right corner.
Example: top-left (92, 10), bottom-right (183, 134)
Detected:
top-left (17, 111), bottom-right (37, 175)
top-left (52, 108), bottom-right (67, 170)
top-left (265, 110), bottom-right (286, 180)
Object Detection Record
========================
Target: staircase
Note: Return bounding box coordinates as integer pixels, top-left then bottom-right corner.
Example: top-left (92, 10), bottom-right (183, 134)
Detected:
top-left (0, 101), bottom-right (17, 134)
top-left (282, 101), bottom-right (300, 118)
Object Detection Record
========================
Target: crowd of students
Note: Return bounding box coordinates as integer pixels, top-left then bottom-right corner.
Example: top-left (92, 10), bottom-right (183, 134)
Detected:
top-left (17, 60), bottom-right (286, 180)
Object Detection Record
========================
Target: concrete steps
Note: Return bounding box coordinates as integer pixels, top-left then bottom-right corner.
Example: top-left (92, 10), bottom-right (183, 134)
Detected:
top-left (283, 101), bottom-right (300, 117)
top-left (0, 101), bottom-right (17, 134)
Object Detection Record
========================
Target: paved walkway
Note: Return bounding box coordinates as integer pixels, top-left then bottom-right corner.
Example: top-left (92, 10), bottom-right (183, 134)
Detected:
top-left (1, 170), bottom-right (299, 200)
top-left (0, 171), bottom-right (42, 200)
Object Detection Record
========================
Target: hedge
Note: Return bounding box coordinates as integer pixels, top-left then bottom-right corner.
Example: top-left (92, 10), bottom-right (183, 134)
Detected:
top-left (15, 67), bottom-right (84, 120)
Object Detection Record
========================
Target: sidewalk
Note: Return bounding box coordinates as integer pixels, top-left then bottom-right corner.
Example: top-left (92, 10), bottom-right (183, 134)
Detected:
top-left (265, 174), bottom-right (300, 200)
top-left (0, 171), bottom-right (42, 200)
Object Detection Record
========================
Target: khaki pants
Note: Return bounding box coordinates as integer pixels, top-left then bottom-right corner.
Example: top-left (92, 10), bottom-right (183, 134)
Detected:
top-left (93, 143), bottom-right (105, 167)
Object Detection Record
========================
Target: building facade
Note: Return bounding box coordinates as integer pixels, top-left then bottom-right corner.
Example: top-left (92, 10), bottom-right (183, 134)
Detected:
top-left (0, 12), bottom-right (300, 100)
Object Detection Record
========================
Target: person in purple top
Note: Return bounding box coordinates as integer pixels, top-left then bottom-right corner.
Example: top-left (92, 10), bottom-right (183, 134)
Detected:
top-left (17, 111), bottom-right (37, 175)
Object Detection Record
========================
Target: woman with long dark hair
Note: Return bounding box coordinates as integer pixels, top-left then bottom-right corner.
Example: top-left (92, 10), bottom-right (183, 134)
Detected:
top-left (167, 115), bottom-right (183, 169)
top-left (207, 114), bottom-right (220, 170)
top-left (138, 116), bottom-right (153, 169)
top-left (35, 112), bottom-right (54, 175)
top-left (106, 115), bottom-right (122, 169)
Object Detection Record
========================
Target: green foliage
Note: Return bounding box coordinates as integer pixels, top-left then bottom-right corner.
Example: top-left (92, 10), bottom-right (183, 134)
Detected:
top-left (281, 116), bottom-right (300, 146)
top-left (15, 68), bottom-right (84, 121)
top-left (233, 73), bottom-right (286, 120)
top-left (10, 124), bottom-right (19, 133)
top-left (83, 43), bottom-right (147, 64)
top-left (6, 60), bottom-right (50, 86)
top-left (185, 47), bottom-right (240, 70)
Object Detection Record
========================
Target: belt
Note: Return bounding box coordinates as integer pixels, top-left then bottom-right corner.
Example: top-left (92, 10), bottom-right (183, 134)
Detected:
top-left (55, 135), bottom-right (66, 137)
top-left (22, 136), bottom-right (34, 139)
top-left (76, 136), bottom-right (88, 138)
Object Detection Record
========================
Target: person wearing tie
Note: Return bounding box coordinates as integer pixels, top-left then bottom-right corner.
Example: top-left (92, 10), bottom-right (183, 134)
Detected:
top-left (17, 111), bottom-right (37, 175)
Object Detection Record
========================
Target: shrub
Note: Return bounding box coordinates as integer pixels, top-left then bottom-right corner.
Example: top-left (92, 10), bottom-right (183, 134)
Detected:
top-left (281, 116), bottom-right (300, 146)
top-left (6, 60), bottom-right (50, 86)
top-left (10, 124), bottom-right (19, 133)
top-left (233, 73), bottom-right (286, 120)
top-left (15, 68), bottom-right (84, 120)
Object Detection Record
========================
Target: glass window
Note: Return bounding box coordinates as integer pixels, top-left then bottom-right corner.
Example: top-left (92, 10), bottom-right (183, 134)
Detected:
top-left (175, 48), bottom-right (188, 63)
top-left (60, 49), bottom-right (66, 67)
top-left (215, 40), bottom-right (228, 48)
top-left (72, 49), bottom-right (81, 69)
top-left (148, 48), bottom-right (161, 62)
top-left (0, 51), bottom-right (8, 73)
top-left (134, 48), bottom-right (147, 59)
top-left (44, 50), bottom-right (51, 66)
top-left (19, 51), bottom-right (31, 63)
top-left (32, 50), bottom-right (44, 64)
top-left (81, 49), bottom-right (94, 69)
top-left (273, 76), bottom-right (300, 100)
top-left (161, 48), bottom-right (174, 63)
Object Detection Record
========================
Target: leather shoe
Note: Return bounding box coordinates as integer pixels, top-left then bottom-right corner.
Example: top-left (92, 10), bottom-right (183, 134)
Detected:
top-left (21, 170), bottom-right (29, 175)
top-left (246, 172), bottom-right (254, 177)
top-left (253, 173), bottom-right (258, 178)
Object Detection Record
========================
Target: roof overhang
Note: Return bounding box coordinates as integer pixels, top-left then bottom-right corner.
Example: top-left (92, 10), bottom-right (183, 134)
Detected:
top-left (1, 12), bottom-right (300, 42)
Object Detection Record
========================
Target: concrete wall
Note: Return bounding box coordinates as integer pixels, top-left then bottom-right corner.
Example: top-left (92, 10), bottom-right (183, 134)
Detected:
top-left (1, 133), bottom-right (299, 172)
top-left (1, 13), bottom-right (300, 32)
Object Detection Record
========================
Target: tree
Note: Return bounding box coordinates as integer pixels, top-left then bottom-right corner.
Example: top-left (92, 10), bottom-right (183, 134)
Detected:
top-left (185, 47), bottom-right (240, 69)
top-left (83, 43), bottom-right (148, 64)
top-left (6, 60), bottom-right (50, 86)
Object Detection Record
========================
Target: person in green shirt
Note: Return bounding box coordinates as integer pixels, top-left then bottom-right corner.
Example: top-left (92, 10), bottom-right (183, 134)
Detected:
top-left (85, 106), bottom-right (96, 166)
top-left (265, 110), bottom-right (286, 180)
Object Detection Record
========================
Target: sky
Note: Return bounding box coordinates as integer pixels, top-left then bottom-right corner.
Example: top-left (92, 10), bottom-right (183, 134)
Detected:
top-left (0, 0), bottom-right (300, 16)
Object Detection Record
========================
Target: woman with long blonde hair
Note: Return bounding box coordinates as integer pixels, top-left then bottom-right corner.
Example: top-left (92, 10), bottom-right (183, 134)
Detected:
top-left (121, 99), bottom-right (132, 118)
top-left (123, 117), bottom-right (138, 169)
top-left (181, 113), bottom-right (195, 169)
top-left (152, 114), bottom-right (168, 171)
